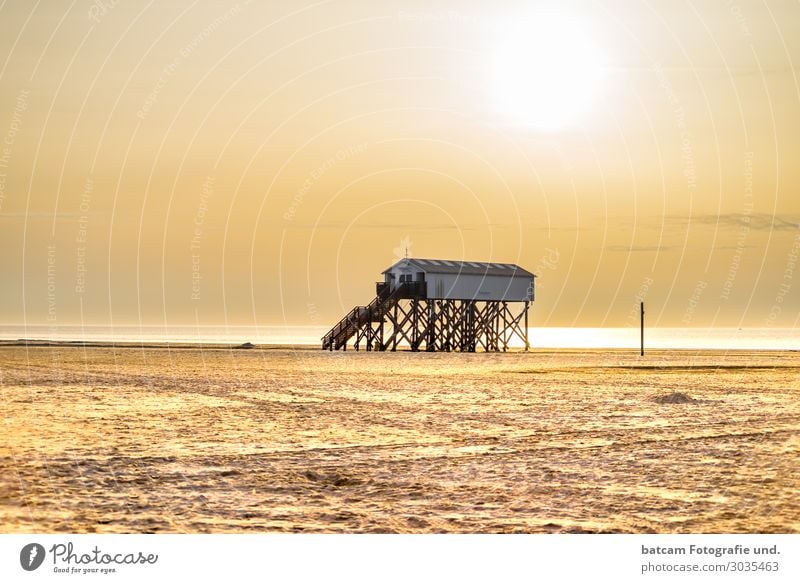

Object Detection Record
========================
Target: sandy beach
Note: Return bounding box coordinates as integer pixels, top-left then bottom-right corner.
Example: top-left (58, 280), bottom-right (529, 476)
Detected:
top-left (1, 345), bottom-right (798, 533)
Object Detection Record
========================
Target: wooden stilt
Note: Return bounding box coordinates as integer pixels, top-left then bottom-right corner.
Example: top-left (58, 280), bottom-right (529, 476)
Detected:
top-left (640, 301), bottom-right (645, 357)
top-left (524, 300), bottom-right (529, 351)
top-left (325, 297), bottom-right (531, 352)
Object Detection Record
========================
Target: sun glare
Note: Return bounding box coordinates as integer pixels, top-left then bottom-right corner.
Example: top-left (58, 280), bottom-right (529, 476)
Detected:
top-left (489, 10), bottom-right (605, 131)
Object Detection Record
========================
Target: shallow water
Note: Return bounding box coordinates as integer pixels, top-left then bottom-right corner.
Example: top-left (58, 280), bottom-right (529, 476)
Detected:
top-left (1, 346), bottom-right (798, 533)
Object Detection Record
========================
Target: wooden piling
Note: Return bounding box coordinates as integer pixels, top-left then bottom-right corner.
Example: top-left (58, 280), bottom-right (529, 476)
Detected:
top-left (640, 301), bottom-right (645, 356)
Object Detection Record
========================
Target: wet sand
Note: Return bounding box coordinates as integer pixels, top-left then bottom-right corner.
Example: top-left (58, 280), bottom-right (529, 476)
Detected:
top-left (1, 346), bottom-right (798, 533)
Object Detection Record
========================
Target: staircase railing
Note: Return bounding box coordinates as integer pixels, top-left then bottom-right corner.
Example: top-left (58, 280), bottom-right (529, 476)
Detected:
top-left (321, 282), bottom-right (414, 349)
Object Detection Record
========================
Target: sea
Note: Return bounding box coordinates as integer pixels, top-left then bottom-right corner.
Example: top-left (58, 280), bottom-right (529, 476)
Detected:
top-left (0, 325), bottom-right (797, 350)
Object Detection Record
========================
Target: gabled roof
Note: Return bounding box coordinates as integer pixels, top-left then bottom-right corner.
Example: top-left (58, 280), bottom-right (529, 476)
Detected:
top-left (383, 258), bottom-right (534, 278)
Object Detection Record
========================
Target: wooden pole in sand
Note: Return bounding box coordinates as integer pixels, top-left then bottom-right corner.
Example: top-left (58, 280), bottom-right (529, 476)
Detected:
top-left (640, 301), bottom-right (645, 356)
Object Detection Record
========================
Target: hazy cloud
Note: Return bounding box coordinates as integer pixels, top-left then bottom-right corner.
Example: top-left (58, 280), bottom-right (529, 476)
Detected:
top-left (0, 212), bottom-right (82, 221)
top-left (628, 213), bottom-right (800, 232)
top-left (606, 244), bottom-right (673, 252)
top-left (285, 223), bottom-right (485, 231)
top-left (684, 213), bottom-right (799, 231)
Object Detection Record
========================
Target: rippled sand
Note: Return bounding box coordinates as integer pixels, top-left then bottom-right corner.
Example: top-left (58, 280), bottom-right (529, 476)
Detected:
top-left (1, 345), bottom-right (798, 533)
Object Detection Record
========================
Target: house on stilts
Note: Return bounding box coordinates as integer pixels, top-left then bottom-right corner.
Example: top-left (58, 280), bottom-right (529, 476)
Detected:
top-left (321, 258), bottom-right (534, 352)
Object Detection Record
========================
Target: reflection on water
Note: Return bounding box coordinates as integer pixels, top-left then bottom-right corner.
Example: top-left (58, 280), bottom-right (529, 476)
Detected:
top-left (1, 347), bottom-right (798, 533)
top-left (1, 325), bottom-right (798, 350)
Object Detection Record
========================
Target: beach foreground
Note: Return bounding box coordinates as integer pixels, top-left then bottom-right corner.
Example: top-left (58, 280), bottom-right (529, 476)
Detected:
top-left (1, 346), bottom-right (798, 533)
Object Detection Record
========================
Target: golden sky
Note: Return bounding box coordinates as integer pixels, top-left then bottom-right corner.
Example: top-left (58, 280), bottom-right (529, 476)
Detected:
top-left (1, 0), bottom-right (798, 329)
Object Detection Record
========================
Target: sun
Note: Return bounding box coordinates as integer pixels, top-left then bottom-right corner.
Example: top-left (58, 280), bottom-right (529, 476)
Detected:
top-left (489, 10), bottom-right (605, 131)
